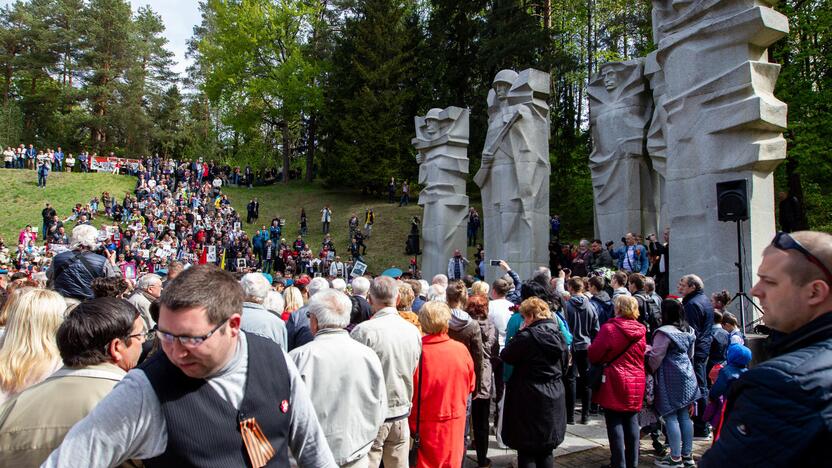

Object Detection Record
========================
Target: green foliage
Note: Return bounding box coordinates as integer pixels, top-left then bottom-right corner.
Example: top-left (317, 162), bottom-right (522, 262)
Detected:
top-left (1, 0), bottom-right (829, 238)
top-left (320, 0), bottom-right (423, 190)
top-left (0, 0), bottom-right (202, 157)
top-left (770, 0), bottom-right (832, 231)
top-left (0, 103), bottom-right (23, 147)
top-left (196, 0), bottom-right (324, 177)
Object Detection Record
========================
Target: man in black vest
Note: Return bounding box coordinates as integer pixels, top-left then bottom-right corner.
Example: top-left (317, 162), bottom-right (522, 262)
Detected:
top-left (44, 265), bottom-right (336, 467)
top-left (47, 224), bottom-right (121, 302)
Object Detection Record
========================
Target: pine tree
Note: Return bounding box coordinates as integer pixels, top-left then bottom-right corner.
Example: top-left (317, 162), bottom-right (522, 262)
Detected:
top-left (121, 5), bottom-right (175, 154)
top-left (81, 0), bottom-right (133, 149)
top-left (322, 0), bottom-right (421, 190)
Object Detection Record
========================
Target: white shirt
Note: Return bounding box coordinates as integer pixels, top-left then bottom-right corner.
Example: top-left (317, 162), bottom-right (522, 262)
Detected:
top-left (488, 298), bottom-right (514, 349)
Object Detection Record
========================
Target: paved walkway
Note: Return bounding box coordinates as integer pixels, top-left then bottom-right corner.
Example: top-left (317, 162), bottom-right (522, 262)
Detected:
top-left (463, 415), bottom-right (711, 467)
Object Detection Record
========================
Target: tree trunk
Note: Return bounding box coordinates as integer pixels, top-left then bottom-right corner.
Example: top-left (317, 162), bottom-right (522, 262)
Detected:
top-left (3, 60), bottom-right (12, 106)
top-left (281, 121), bottom-right (290, 185)
top-left (306, 114), bottom-right (316, 182)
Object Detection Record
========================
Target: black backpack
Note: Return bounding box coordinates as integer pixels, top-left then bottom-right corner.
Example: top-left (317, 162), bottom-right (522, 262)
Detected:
top-left (634, 292), bottom-right (662, 337)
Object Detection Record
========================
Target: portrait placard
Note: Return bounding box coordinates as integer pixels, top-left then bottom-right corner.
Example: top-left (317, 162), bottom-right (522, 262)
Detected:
top-left (350, 261), bottom-right (367, 278)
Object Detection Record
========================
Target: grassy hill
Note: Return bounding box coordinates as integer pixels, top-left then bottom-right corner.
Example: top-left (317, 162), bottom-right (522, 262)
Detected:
top-left (0, 169), bottom-right (136, 245)
top-left (224, 183), bottom-right (426, 273)
top-left (0, 169), bottom-right (482, 274)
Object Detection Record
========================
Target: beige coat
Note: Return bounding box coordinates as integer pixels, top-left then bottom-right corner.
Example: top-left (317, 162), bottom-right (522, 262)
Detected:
top-left (0, 362), bottom-right (129, 466)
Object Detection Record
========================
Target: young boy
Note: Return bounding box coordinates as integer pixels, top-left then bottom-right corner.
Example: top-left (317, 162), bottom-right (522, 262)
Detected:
top-left (705, 343), bottom-right (752, 431)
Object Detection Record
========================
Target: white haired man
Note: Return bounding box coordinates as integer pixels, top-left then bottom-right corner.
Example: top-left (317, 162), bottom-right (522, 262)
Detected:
top-left (427, 284), bottom-right (446, 303)
top-left (287, 276), bottom-right (329, 351)
top-left (677, 273), bottom-right (714, 438)
top-left (432, 273), bottom-right (448, 288)
top-left (47, 224), bottom-right (121, 302)
top-left (290, 290), bottom-right (386, 467)
top-left (331, 278), bottom-right (347, 292)
top-left (240, 273), bottom-right (288, 351)
top-left (349, 276), bottom-right (372, 327)
top-left (350, 276), bottom-right (421, 468)
top-left (128, 273), bottom-right (163, 329)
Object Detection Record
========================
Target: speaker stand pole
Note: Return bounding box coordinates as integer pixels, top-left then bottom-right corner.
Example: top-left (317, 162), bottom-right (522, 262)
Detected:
top-left (735, 219), bottom-right (747, 332)
top-left (731, 219), bottom-right (764, 332)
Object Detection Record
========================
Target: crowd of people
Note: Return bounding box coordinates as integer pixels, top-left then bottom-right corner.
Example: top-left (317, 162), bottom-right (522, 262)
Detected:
top-left (2, 153), bottom-right (388, 288)
top-left (0, 150), bottom-right (829, 468)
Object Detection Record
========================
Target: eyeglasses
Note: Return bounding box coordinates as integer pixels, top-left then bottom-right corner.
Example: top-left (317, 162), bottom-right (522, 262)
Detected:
top-left (772, 232), bottom-right (832, 284)
top-left (155, 318), bottom-right (229, 347)
top-left (126, 328), bottom-right (155, 343)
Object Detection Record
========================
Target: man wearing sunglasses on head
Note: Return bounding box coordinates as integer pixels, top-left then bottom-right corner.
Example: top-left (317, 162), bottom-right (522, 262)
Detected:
top-left (45, 265), bottom-right (336, 468)
top-left (701, 230), bottom-right (832, 467)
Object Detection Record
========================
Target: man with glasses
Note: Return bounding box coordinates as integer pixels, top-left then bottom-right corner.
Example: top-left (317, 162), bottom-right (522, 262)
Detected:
top-left (1, 298), bottom-right (147, 466)
top-left (701, 231), bottom-right (832, 467)
top-left (45, 265), bottom-right (336, 467)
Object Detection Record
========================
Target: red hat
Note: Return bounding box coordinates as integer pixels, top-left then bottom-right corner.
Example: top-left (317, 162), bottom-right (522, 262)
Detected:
top-left (295, 276), bottom-right (311, 287)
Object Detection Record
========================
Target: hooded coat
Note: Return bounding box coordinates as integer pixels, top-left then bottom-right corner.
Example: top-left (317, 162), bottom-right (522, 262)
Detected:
top-left (587, 317), bottom-right (647, 412)
top-left (709, 344), bottom-right (751, 400)
top-left (565, 294), bottom-right (599, 351)
top-left (500, 318), bottom-right (568, 452)
top-left (648, 325), bottom-right (700, 416)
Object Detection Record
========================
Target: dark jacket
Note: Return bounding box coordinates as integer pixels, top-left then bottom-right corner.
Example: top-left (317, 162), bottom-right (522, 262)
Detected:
top-left (588, 249), bottom-right (614, 271)
top-left (709, 324), bottom-right (731, 365)
top-left (286, 305), bottom-right (314, 351)
top-left (565, 294), bottom-right (599, 351)
top-left (500, 318), bottom-right (568, 452)
top-left (589, 291), bottom-right (614, 326)
top-left (571, 249), bottom-right (591, 277)
top-left (504, 270), bottom-right (523, 305)
top-left (47, 250), bottom-right (108, 300)
top-left (682, 290), bottom-right (714, 359)
top-left (448, 309), bottom-right (485, 396)
top-left (701, 313), bottom-right (832, 467)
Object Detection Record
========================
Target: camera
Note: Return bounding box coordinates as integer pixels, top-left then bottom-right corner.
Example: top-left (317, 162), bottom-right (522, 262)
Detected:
top-left (490, 259), bottom-right (501, 266)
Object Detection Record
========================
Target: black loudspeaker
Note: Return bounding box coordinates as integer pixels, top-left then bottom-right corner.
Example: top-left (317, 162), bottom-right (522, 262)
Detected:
top-left (716, 179), bottom-right (749, 222)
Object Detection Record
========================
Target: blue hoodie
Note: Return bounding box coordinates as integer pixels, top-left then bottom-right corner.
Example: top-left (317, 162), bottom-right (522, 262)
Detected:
top-left (709, 343), bottom-right (752, 399)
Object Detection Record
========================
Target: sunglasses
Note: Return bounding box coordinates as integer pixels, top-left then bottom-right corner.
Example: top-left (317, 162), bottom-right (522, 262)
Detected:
top-left (772, 232), bottom-right (832, 284)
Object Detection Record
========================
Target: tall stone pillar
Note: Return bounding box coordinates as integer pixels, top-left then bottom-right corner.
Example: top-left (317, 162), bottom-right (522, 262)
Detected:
top-left (474, 68), bottom-right (550, 283)
top-left (655, 0), bottom-right (788, 312)
top-left (588, 58), bottom-right (658, 243)
top-left (413, 107), bottom-right (470, 280)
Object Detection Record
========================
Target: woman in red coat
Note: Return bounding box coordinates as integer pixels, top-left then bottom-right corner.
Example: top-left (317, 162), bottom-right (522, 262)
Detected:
top-left (409, 301), bottom-right (475, 468)
top-left (588, 295), bottom-right (647, 468)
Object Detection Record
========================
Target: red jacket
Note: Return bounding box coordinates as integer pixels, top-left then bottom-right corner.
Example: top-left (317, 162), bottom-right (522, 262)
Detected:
top-left (409, 333), bottom-right (475, 468)
top-left (588, 317), bottom-right (647, 412)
